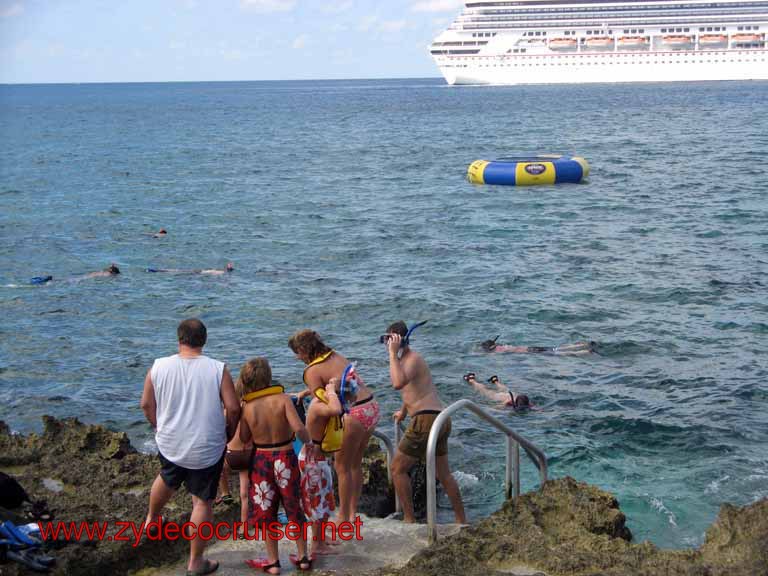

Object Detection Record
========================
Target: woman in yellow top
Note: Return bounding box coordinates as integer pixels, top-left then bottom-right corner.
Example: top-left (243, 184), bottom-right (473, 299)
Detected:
top-left (289, 329), bottom-right (380, 525)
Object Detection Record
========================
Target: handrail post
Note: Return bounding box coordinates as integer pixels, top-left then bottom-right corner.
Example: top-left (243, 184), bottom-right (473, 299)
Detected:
top-left (513, 440), bottom-right (520, 500)
top-left (424, 399), bottom-right (548, 544)
top-left (371, 428), bottom-right (400, 514)
top-left (504, 436), bottom-right (512, 500)
top-left (425, 411), bottom-right (447, 545)
top-left (371, 430), bottom-right (394, 485)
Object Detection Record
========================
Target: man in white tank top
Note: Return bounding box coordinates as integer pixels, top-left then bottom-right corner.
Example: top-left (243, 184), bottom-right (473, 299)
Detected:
top-left (140, 318), bottom-right (239, 576)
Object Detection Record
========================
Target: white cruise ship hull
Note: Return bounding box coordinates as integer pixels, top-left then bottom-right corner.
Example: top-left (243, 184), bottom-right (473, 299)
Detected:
top-left (437, 50), bottom-right (768, 85)
top-left (430, 0), bottom-right (768, 86)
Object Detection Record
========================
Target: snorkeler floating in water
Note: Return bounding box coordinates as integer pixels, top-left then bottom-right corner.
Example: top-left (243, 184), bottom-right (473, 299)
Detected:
top-left (30, 264), bottom-right (120, 285)
top-left (83, 264), bottom-right (121, 279)
top-left (152, 228), bottom-right (168, 238)
top-left (480, 336), bottom-right (597, 356)
top-left (146, 262), bottom-right (234, 275)
top-left (464, 373), bottom-right (531, 410)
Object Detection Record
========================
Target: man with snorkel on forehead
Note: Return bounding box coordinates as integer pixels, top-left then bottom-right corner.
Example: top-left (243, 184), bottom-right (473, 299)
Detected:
top-left (384, 321), bottom-right (466, 524)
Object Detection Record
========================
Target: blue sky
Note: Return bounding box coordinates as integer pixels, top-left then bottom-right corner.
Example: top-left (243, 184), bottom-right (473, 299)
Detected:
top-left (0, 0), bottom-right (465, 83)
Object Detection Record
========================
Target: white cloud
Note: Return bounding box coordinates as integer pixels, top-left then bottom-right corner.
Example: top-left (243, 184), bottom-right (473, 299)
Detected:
top-left (241, 0), bottom-right (295, 13)
top-left (322, 0), bottom-right (353, 13)
top-left (0, 2), bottom-right (23, 18)
top-left (411, 0), bottom-right (462, 13)
top-left (380, 20), bottom-right (407, 33)
top-left (292, 34), bottom-right (308, 49)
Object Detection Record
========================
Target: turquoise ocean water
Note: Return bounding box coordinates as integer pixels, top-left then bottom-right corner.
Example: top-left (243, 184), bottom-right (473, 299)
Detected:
top-left (1, 78), bottom-right (767, 548)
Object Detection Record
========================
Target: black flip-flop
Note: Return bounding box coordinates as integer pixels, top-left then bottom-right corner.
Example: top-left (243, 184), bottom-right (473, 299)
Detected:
top-left (290, 553), bottom-right (314, 571)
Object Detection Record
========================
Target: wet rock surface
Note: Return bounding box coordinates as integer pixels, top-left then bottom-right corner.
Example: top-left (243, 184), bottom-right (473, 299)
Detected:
top-left (381, 476), bottom-right (768, 576)
top-left (2, 419), bottom-right (766, 576)
top-left (0, 417), bottom-right (396, 575)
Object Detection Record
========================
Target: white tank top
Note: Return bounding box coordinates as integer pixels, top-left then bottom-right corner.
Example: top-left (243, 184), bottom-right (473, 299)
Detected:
top-left (151, 354), bottom-right (226, 469)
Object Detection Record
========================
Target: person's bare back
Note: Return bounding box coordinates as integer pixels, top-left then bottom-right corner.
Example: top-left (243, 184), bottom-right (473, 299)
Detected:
top-left (393, 347), bottom-right (443, 415)
top-left (241, 392), bottom-right (304, 448)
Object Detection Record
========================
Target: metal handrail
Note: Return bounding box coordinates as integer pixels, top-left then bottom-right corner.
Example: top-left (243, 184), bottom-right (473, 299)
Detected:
top-left (371, 428), bottom-right (400, 512)
top-left (426, 399), bottom-right (548, 543)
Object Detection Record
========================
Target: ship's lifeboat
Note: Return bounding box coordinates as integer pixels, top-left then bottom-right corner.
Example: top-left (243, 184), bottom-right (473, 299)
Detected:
top-left (699, 34), bottom-right (728, 47)
top-left (548, 37), bottom-right (578, 51)
top-left (730, 33), bottom-right (763, 44)
top-left (662, 35), bottom-right (694, 49)
top-left (583, 36), bottom-right (614, 50)
top-left (618, 36), bottom-right (649, 50)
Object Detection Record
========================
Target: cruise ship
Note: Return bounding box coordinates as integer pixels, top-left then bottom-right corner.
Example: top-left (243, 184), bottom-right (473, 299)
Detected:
top-left (429, 0), bottom-right (768, 84)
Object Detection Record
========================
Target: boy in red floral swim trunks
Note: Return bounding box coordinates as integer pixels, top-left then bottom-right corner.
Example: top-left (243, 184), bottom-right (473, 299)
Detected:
top-left (239, 358), bottom-right (313, 573)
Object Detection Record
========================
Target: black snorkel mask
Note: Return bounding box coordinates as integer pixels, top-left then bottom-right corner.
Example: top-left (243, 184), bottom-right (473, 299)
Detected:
top-left (379, 320), bottom-right (428, 348)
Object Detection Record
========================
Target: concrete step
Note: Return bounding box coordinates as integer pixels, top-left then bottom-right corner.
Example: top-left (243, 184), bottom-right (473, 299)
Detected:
top-left (146, 515), bottom-right (463, 575)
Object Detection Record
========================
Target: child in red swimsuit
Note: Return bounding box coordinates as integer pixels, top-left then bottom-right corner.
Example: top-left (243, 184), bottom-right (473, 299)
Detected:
top-left (239, 358), bottom-right (314, 573)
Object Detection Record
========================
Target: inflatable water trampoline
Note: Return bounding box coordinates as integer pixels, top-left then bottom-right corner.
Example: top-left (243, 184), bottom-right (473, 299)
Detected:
top-left (467, 155), bottom-right (589, 186)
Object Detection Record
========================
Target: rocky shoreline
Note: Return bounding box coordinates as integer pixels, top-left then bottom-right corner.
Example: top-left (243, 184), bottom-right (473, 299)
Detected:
top-left (1, 418), bottom-right (766, 576)
top-left (381, 476), bottom-right (768, 576)
top-left (0, 417), bottom-right (392, 575)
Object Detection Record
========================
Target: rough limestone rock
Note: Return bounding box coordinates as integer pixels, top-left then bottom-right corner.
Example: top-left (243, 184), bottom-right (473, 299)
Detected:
top-left (0, 418), bottom-right (397, 576)
top-left (2, 419), bottom-right (766, 576)
top-left (384, 476), bottom-right (768, 576)
top-left (359, 439), bottom-right (397, 517)
top-left (700, 498), bottom-right (768, 575)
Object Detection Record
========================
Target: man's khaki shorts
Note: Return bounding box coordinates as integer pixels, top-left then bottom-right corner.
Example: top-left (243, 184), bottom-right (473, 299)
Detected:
top-left (398, 410), bottom-right (451, 460)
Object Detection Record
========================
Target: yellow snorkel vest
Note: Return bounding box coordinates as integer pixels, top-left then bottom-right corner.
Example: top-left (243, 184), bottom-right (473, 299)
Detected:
top-left (302, 349), bottom-right (334, 385)
top-left (313, 387), bottom-right (344, 453)
top-left (242, 385), bottom-right (284, 403)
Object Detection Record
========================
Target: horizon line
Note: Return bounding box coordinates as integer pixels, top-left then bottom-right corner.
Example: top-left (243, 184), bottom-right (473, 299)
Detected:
top-left (0, 75), bottom-right (445, 87)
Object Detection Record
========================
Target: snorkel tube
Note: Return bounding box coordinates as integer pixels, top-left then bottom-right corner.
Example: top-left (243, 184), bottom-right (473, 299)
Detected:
top-left (30, 276), bottom-right (53, 285)
top-left (339, 363), bottom-right (359, 414)
top-left (402, 320), bottom-right (428, 348)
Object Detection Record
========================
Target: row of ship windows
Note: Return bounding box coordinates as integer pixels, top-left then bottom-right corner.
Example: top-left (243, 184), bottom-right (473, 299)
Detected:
top-left (446, 58), bottom-right (766, 68)
top-left (470, 32), bottom-right (497, 37)
top-left (461, 9), bottom-right (768, 24)
top-left (433, 41), bottom-right (489, 46)
top-left (462, 18), bottom-right (765, 30)
top-left (503, 26), bottom-right (757, 36)
top-left (439, 51), bottom-right (766, 59)
top-left (468, 3), bottom-right (768, 15)
top-left (436, 43), bottom-right (767, 55)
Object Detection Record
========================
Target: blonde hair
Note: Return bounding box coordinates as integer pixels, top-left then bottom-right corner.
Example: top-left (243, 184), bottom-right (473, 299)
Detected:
top-left (237, 357), bottom-right (272, 394)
